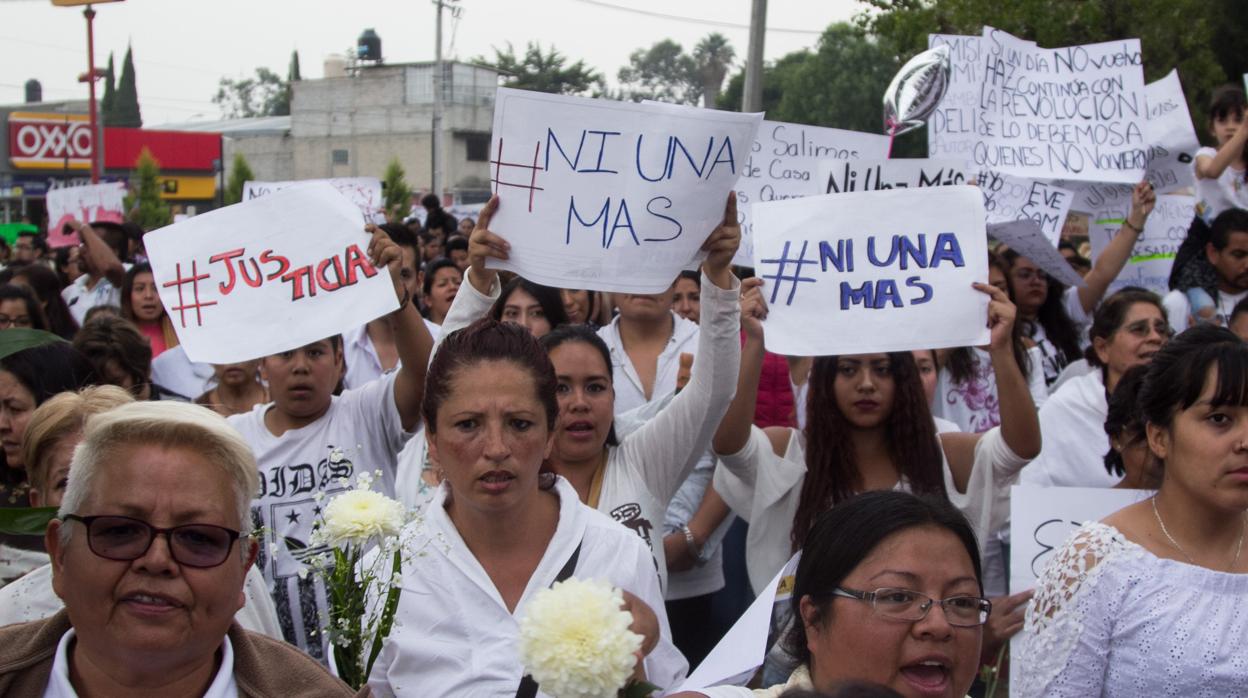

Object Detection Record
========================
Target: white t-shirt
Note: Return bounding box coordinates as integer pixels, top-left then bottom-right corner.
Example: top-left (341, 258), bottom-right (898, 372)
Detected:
top-left (227, 371), bottom-right (410, 661)
top-left (597, 311), bottom-right (700, 414)
top-left (933, 346), bottom-right (1049, 433)
top-left (1025, 286), bottom-right (1091, 386)
top-left (61, 274), bottom-right (122, 325)
top-left (1021, 369), bottom-right (1118, 489)
top-left (1194, 145), bottom-right (1248, 223)
top-left (43, 629), bottom-right (237, 698)
top-left (342, 319), bottom-right (441, 390)
top-left (367, 477), bottom-right (688, 696)
top-left (150, 345), bottom-right (216, 401)
top-left (1163, 287), bottom-right (1248, 333)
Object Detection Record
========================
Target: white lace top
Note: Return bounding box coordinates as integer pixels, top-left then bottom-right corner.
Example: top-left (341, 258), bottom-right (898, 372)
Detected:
top-left (1016, 521), bottom-right (1248, 697)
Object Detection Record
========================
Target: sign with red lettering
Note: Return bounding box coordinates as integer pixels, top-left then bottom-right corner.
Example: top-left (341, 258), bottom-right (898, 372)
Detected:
top-left (9, 112), bottom-right (93, 170)
top-left (144, 182), bottom-right (399, 363)
top-left (45, 182), bottom-right (126, 247)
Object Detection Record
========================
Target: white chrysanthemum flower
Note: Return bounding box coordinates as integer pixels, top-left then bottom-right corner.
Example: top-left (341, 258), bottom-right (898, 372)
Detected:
top-left (318, 489), bottom-right (406, 546)
top-left (518, 578), bottom-right (641, 698)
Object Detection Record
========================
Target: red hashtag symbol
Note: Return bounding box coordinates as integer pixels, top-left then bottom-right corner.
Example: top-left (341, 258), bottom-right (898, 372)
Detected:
top-left (162, 260), bottom-right (218, 328)
top-left (489, 138), bottom-right (544, 213)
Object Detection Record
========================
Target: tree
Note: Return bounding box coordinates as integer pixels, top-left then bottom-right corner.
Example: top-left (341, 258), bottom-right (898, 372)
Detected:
top-left (381, 158), bottom-right (412, 223)
top-left (772, 24), bottom-right (900, 135)
top-left (125, 148), bottom-right (171, 230)
top-left (478, 43), bottom-right (603, 96)
top-left (100, 53), bottom-right (116, 121)
top-left (110, 45), bottom-right (142, 128)
top-left (288, 50), bottom-right (302, 82)
top-left (718, 52), bottom-right (810, 113)
top-left (618, 39), bottom-right (699, 104)
top-left (224, 152), bottom-right (255, 206)
top-left (692, 33), bottom-right (736, 108)
top-left (213, 67), bottom-right (290, 119)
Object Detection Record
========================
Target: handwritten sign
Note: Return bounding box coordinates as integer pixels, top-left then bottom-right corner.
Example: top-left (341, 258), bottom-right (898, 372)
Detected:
top-left (752, 186), bottom-right (990, 356)
top-left (1088, 194), bottom-right (1192, 296)
top-left (988, 219), bottom-right (1085, 288)
top-left (978, 171), bottom-right (1074, 244)
top-left (145, 183), bottom-right (398, 364)
top-left (243, 177), bottom-right (386, 224)
top-left (44, 182), bottom-right (125, 247)
top-left (817, 158), bottom-right (967, 194)
top-left (735, 121), bottom-right (888, 266)
top-left (1142, 70), bottom-right (1199, 194)
top-left (974, 27), bottom-right (1147, 183)
top-left (927, 33), bottom-right (1035, 160)
top-left (487, 88), bottom-right (762, 293)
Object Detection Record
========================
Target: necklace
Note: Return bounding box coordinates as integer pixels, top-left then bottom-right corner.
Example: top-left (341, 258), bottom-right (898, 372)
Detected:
top-left (1152, 495), bottom-right (1246, 571)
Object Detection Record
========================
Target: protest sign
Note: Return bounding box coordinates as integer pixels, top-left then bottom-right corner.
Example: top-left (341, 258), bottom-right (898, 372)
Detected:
top-left (44, 182), bottom-right (126, 247)
top-left (988, 219), bottom-right (1085, 287)
top-left (974, 27), bottom-right (1147, 183)
top-left (243, 177), bottom-right (386, 224)
top-left (487, 88), bottom-right (762, 293)
top-left (978, 171), bottom-right (1074, 244)
top-left (1142, 70), bottom-right (1200, 194)
top-left (1088, 194), bottom-right (1192, 296)
top-left (927, 33), bottom-right (1035, 160)
top-left (816, 158), bottom-right (968, 194)
top-left (145, 182), bottom-right (398, 364)
top-left (751, 186), bottom-right (990, 356)
top-left (735, 121), bottom-right (888, 266)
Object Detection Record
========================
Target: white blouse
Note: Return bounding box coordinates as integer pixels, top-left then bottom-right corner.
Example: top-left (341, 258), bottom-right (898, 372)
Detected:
top-left (1016, 521), bottom-right (1248, 697)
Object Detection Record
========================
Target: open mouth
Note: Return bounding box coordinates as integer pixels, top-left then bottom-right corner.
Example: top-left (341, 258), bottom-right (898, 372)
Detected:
top-left (899, 660), bottom-right (951, 696)
top-left (479, 470), bottom-right (516, 492)
top-left (563, 420), bottom-right (596, 439)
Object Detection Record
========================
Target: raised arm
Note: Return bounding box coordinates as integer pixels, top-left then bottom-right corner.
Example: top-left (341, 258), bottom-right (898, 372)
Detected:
top-left (1077, 181), bottom-right (1155, 314)
top-left (73, 220), bottom-right (126, 288)
top-left (368, 225), bottom-right (434, 432)
top-left (712, 276), bottom-right (766, 456)
top-left (1195, 118), bottom-right (1248, 181)
top-left (429, 195), bottom-right (510, 361)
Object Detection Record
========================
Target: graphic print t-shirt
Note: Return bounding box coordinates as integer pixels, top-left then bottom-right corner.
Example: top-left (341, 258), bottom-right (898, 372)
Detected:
top-left (228, 371), bottom-right (408, 661)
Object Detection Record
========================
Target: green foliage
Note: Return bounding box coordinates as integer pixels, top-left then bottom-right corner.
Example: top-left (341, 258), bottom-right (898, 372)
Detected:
top-left (717, 52), bottom-right (809, 113)
top-left (100, 53), bottom-right (116, 119)
top-left (771, 24), bottom-right (899, 135)
top-left (0, 506), bottom-right (57, 536)
top-left (288, 50), bottom-right (302, 83)
top-left (224, 152), bottom-right (255, 206)
top-left (109, 46), bottom-right (142, 128)
top-left (618, 39), bottom-right (699, 104)
top-left (213, 67), bottom-right (290, 119)
top-left (125, 148), bottom-right (171, 231)
top-left (381, 158), bottom-right (413, 223)
top-left (692, 33), bottom-right (736, 108)
top-left (478, 42), bottom-right (603, 96)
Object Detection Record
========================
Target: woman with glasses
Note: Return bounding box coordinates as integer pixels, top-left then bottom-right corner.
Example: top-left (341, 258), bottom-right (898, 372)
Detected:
top-left (0, 284), bottom-right (49, 332)
top-left (0, 401), bottom-right (352, 695)
top-left (1004, 181), bottom-right (1156, 386)
top-left (1022, 288), bottom-right (1171, 489)
top-left (673, 491), bottom-right (989, 698)
top-left (1016, 325), bottom-right (1248, 696)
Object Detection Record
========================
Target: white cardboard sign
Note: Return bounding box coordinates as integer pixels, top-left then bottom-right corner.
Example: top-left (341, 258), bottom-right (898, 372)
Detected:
top-left (988, 219), bottom-right (1086, 288)
top-left (817, 158), bottom-right (968, 194)
top-left (927, 33), bottom-right (1035, 161)
top-left (973, 28), bottom-right (1148, 183)
top-left (752, 186), bottom-right (990, 356)
top-left (243, 177), bottom-right (386, 224)
top-left (1142, 70), bottom-right (1200, 194)
top-left (487, 88), bottom-right (762, 293)
top-left (145, 182), bottom-right (399, 364)
top-left (978, 171), bottom-right (1075, 245)
top-left (1088, 194), bottom-right (1193, 296)
top-left (45, 182), bottom-right (126, 247)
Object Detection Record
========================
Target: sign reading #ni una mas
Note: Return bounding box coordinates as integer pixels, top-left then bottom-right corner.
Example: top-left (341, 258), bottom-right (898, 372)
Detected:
top-left (751, 186), bottom-right (990, 357)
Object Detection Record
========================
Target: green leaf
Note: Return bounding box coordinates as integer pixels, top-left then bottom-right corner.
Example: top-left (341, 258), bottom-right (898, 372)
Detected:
top-left (0, 506), bottom-right (58, 536)
top-left (366, 547), bottom-right (403, 678)
top-left (621, 679), bottom-right (661, 698)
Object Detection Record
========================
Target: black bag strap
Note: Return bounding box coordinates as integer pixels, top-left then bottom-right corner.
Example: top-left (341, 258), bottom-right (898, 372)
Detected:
top-left (516, 541), bottom-right (582, 698)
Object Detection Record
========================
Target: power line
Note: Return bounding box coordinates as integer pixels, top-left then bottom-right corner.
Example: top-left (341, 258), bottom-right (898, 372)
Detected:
top-left (569, 0), bottom-right (822, 35)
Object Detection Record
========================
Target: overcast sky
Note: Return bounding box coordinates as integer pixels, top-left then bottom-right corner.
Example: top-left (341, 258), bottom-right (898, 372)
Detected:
top-left (0, 0), bottom-right (861, 125)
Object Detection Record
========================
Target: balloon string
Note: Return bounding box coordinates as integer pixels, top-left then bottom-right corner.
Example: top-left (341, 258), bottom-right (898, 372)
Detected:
top-left (886, 122), bottom-right (897, 159)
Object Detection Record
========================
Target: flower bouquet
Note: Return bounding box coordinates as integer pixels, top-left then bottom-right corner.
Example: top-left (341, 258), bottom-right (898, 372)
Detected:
top-left (518, 577), bottom-right (659, 698)
top-left (304, 471), bottom-right (419, 689)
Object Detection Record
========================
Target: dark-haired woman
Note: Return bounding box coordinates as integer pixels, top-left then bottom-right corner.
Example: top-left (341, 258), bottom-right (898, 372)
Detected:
top-left (429, 194), bottom-right (742, 592)
top-left (0, 284), bottom-right (48, 333)
top-left (674, 491), bottom-right (989, 698)
top-left (10, 265), bottom-right (77, 340)
top-left (1022, 288), bottom-right (1170, 489)
top-left (120, 263), bottom-right (178, 358)
top-left (712, 277), bottom-right (1039, 594)
top-left (1103, 364), bottom-right (1160, 490)
top-left (1005, 181), bottom-right (1156, 386)
top-left (368, 318), bottom-right (686, 694)
top-left (1017, 325), bottom-right (1248, 696)
top-left (420, 257), bottom-right (461, 326)
top-left (490, 276), bottom-right (568, 338)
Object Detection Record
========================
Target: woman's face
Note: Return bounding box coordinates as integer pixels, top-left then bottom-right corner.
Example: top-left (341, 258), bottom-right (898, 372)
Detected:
top-left (987, 265), bottom-right (1009, 297)
top-left (1212, 109), bottom-right (1244, 146)
top-left (834, 354), bottom-right (896, 430)
top-left (427, 360), bottom-right (553, 518)
top-left (912, 351), bottom-right (938, 406)
top-left (672, 277), bottom-right (701, 324)
top-left (1148, 366), bottom-right (1248, 513)
top-left (548, 342), bottom-right (615, 464)
top-left (501, 288), bottom-right (553, 338)
top-left (1094, 303), bottom-right (1168, 385)
top-left (213, 360), bottom-right (261, 389)
top-left (30, 433), bottom-right (77, 508)
top-left (130, 272), bottom-right (164, 323)
top-left (1008, 257), bottom-right (1047, 317)
top-left (561, 289), bottom-right (590, 325)
top-left (0, 370), bottom-right (36, 468)
top-left (426, 266), bottom-right (462, 323)
top-left (0, 298), bottom-right (33, 329)
top-left (802, 525), bottom-right (983, 698)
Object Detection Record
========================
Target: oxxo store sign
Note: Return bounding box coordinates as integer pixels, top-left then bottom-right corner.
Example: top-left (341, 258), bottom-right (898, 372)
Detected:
top-left (9, 112), bottom-right (93, 170)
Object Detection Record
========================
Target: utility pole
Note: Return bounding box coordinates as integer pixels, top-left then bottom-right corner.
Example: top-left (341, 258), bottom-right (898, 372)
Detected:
top-left (741, 0), bottom-right (767, 113)
top-left (432, 0), bottom-right (458, 203)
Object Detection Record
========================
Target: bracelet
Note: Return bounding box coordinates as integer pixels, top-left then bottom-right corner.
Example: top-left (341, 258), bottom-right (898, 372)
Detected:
top-left (1124, 218), bottom-right (1144, 234)
top-left (680, 525), bottom-right (703, 565)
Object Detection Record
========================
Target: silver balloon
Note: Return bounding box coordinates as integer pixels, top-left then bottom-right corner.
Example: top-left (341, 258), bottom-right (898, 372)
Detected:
top-left (883, 44), bottom-right (952, 138)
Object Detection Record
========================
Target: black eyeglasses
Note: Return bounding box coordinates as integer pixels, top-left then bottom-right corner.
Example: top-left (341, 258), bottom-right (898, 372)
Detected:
top-left (832, 586), bottom-right (992, 627)
top-left (64, 514), bottom-right (242, 569)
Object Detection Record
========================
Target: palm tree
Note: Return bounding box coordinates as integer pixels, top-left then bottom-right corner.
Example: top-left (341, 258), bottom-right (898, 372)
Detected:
top-left (693, 33), bottom-right (736, 109)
